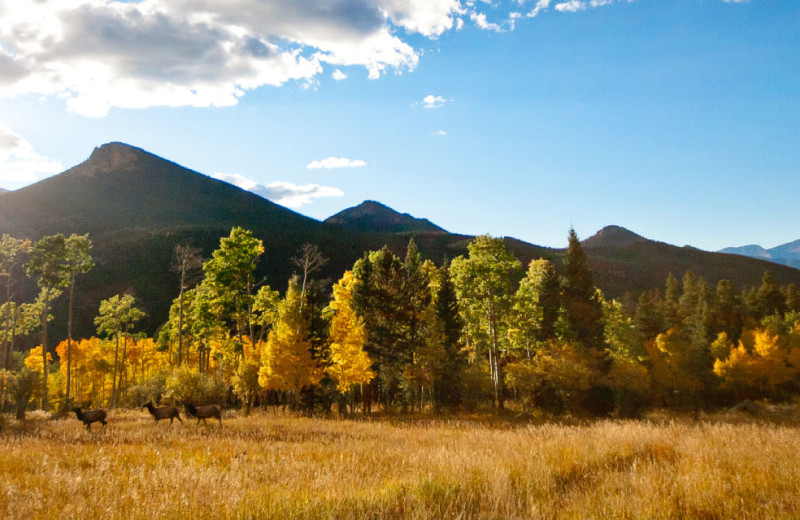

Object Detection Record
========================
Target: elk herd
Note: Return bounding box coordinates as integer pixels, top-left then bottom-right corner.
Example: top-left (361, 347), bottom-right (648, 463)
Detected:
top-left (71, 402), bottom-right (223, 431)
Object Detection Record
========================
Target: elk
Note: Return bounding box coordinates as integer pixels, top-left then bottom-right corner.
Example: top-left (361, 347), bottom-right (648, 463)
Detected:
top-left (143, 401), bottom-right (183, 425)
top-left (185, 403), bottom-right (223, 426)
top-left (72, 407), bottom-right (107, 431)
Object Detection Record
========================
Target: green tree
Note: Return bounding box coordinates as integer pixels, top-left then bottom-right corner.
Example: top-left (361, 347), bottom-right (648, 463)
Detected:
top-left (561, 229), bottom-right (605, 354)
top-left (352, 247), bottom-right (409, 410)
top-left (634, 290), bottom-right (666, 340)
top-left (202, 227), bottom-right (264, 346)
top-left (62, 234), bottom-right (94, 409)
top-left (401, 239), bottom-right (432, 409)
top-left (663, 272), bottom-right (681, 330)
top-left (756, 271), bottom-right (786, 319)
top-left (25, 234), bottom-right (70, 410)
top-left (430, 264), bottom-right (465, 410)
top-left (451, 235), bottom-right (522, 409)
top-left (709, 279), bottom-right (741, 341)
top-left (95, 294), bottom-right (145, 407)
top-left (0, 235), bottom-right (31, 370)
top-left (511, 259), bottom-right (560, 358)
top-left (560, 229), bottom-right (612, 415)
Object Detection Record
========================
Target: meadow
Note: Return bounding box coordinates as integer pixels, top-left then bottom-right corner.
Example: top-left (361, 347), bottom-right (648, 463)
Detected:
top-left (1, 408), bottom-right (800, 519)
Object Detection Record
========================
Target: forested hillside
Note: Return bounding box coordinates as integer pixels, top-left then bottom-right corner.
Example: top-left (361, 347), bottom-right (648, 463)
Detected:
top-left (2, 143), bottom-right (798, 339)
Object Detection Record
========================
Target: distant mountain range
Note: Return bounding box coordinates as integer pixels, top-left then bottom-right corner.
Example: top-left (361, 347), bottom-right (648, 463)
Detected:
top-left (719, 241), bottom-right (800, 269)
top-left (1, 142), bottom-right (798, 337)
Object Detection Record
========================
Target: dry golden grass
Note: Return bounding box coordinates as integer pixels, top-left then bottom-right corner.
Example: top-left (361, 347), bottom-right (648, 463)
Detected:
top-left (2, 408), bottom-right (800, 519)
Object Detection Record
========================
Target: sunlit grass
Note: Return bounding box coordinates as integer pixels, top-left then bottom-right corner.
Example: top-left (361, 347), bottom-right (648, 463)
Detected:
top-left (2, 408), bottom-right (800, 519)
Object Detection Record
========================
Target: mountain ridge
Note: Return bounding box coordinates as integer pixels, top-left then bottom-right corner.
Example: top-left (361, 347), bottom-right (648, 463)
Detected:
top-left (720, 239), bottom-right (800, 269)
top-left (2, 142), bottom-right (799, 337)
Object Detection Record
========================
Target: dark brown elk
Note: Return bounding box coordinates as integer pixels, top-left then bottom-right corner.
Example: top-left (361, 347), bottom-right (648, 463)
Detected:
top-left (143, 401), bottom-right (183, 425)
top-left (72, 407), bottom-right (107, 431)
top-left (185, 403), bottom-right (222, 426)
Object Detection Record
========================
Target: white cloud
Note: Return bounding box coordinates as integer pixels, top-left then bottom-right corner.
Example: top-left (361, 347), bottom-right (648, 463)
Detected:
top-left (0, 0), bottom-right (644, 116)
top-left (332, 69), bottom-right (348, 81)
top-left (210, 172), bottom-right (343, 207)
top-left (431, 130), bottom-right (448, 136)
top-left (0, 126), bottom-right (63, 189)
top-left (307, 157), bottom-right (368, 169)
top-left (526, 0), bottom-right (552, 17)
top-left (555, 1), bottom-right (586, 12)
top-left (471, 12), bottom-right (504, 31)
top-left (0, 0), bottom-right (464, 116)
top-left (210, 172), bottom-right (259, 191)
top-left (416, 94), bottom-right (449, 108)
top-left (258, 181), bottom-right (344, 208)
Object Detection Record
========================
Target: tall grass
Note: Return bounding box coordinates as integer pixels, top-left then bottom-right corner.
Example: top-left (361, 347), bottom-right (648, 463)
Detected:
top-left (1, 409), bottom-right (799, 519)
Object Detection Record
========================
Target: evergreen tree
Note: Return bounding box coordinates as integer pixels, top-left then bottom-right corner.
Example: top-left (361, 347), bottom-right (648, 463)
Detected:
top-left (709, 279), bottom-right (741, 341)
top-left (561, 229), bottom-right (605, 355)
top-left (431, 264), bottom-right (465, 410)
top-left (756, 271), bottom-right (786, 318)
top-left (663, 272), bottom-right (681, 329)
top-left (352, 247), bottom-right (409, 410)
top-left (25, 234), bottom-right (71, 410)
top-left (634, 290), bottom-right (665, 340)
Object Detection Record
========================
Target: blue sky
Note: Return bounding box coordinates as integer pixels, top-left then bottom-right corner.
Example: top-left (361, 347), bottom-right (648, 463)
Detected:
top-left (0, 0), bottom-right (798, 251)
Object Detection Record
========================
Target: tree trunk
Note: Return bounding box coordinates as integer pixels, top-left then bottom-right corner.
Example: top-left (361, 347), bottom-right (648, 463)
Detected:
top-left (117, 331), bottom-right (129, 406)
top-left (66, 276), bottom-right (75, 410)
top-left (41, 296), bottom-right (49, 411)
top-left (111, 335), bottom-right (120, 407)
top-left (177, 273), bottom-right (184, 366)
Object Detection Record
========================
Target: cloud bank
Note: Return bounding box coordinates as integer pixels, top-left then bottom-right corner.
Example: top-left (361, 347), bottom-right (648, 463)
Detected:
top-left (0, 0), bottom-right (643, 117)
top-left (211, 172), bottom-right (343, 208)
top-left (0, 126), bottom-right (63, 189)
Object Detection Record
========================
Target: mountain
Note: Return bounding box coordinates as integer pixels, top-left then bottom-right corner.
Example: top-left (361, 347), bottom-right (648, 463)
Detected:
top-left (2, 142), bottom-right (799, 339)
top-left (0, 188), bottom-right (7, 194)
top-left (720, 239), bottom-right (800, 269)
top-left (325, 200), bottom-right (446, 234)
top-left (0, 143), bottom-right (371, 336)
top-left (582, 225), bottom-right (648, 249)
top-left (719, 245), bottom-right (771, 259)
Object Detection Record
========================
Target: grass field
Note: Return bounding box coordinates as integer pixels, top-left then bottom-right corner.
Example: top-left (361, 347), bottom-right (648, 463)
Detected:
top-left (2, 408), bottom-right (800, 519)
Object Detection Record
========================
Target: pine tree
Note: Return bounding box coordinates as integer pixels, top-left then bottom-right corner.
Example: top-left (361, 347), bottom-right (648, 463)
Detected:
top-left (561, 229), bottom-right (605, 355)
top-left (756, 271), bottom-right (786, 318)
top-left (431, 264), bottom-right (465, 410)
top-left (352, 247), bottom-right (409, 409)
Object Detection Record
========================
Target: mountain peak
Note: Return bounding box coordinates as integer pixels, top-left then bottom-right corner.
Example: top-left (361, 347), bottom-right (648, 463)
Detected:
top-left (582, 225), bottom-right (648, 248)
top-left (325, 200), bottom-right (446, 234)
top-left (84, 142), bottom-right (151, 173)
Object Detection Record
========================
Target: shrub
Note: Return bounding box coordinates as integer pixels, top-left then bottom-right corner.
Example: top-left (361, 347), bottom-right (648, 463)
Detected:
top-left (165, 366), bottom-right (226, 405)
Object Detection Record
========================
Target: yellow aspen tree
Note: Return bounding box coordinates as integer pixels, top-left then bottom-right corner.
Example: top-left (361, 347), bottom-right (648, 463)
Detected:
top-left (714, 329), bottom-right (799, 398)
top-left (259, 278), bottom-right (322, 399)
top-left (328, 271), bottom-right (374, 393)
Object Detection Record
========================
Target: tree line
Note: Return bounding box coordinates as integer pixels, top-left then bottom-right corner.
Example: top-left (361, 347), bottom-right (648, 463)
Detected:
top-left (2, 227), bottom-right (799, 419)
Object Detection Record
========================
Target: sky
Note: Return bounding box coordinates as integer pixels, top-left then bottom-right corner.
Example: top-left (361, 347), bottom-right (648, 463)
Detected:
top-left (0, 0), bottom-right (798, 252)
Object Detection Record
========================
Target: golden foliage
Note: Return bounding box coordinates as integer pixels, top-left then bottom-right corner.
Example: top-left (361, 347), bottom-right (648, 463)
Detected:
top-left (328, 271), bottom-right (374, 392)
